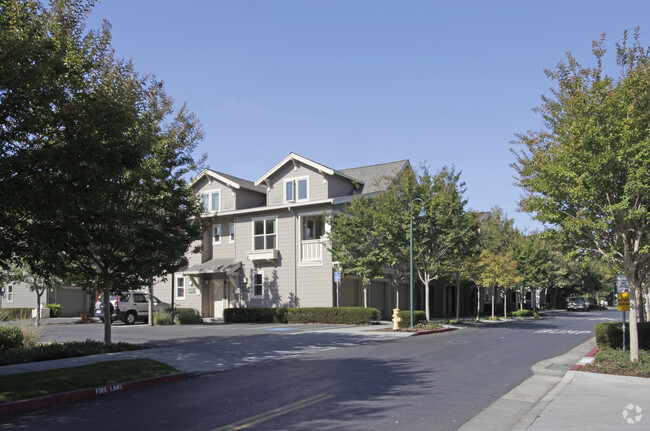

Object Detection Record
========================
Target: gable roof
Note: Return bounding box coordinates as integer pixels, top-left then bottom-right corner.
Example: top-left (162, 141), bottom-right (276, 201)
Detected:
top-left (191, 169), bottom-right (266, 194)
top-left (340, 160), bottom-right (412, 195)
top-left (254, 152), bottom-right (359, 186)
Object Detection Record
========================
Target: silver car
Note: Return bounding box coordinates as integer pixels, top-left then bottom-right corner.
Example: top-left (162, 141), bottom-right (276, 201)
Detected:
top-left (567, 297), bottom-right (589, 311)
top-left (94, 291), bottom-right (173, 324)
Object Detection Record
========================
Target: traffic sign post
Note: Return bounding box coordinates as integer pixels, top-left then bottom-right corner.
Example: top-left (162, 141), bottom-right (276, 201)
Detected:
top-left (618, 292), bottom-right (630, 351)
top-left (334, 270), bottom-right (341, 307)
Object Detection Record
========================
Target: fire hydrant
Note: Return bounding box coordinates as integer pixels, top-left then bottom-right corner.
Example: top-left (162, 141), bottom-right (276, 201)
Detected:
top-left (392, 308), bottom-right (402, 331)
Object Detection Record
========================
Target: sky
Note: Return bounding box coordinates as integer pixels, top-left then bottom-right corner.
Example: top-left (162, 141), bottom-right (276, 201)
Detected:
top-left (84, 0), bottom-right (650, 232)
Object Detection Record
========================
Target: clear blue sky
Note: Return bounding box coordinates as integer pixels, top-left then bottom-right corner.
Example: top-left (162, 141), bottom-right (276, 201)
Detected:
top-left (85, 0), bottom-right (650, 232)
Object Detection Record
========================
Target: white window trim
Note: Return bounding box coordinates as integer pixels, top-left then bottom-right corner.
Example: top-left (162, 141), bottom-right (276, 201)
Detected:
top-left (252, 271), bottom-right (264, 298)
top-left (176, 276), bottom-right (186, 300)
top-left (252, 216), bottom-right (278, 251)
top-left (283, 177), bottom-right (309, 203)
top-left (229, 223), bottom-right (235, 243)
top-left (213, 224), bottom-right (222, 245)
top-left (201, 189), bottom-right (221, 213)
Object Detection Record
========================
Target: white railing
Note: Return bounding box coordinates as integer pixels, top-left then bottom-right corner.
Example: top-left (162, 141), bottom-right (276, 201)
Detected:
top-left (301, 240), bottom-right (322, 262)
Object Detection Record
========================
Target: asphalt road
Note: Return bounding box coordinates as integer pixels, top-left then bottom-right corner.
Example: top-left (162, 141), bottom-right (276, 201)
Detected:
top-left (0, 309), bottom-right (614, 431)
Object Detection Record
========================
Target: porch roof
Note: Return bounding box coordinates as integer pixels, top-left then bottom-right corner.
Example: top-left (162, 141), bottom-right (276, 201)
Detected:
top-left (183, 259), bottom-right (241, 276)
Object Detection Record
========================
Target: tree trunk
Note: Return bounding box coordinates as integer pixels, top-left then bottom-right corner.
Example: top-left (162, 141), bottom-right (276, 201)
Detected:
top-left (148, 282), bottom-right (154, 327)
top-left (491, 286), bottom-right (496, 318)
top-left (624, 268), bottom-right (640, 362)
top-left (455, 277), bottom-right (461, 321)
top-left (35, 287), bottom-right (44, 327)
top-left (425, 279), bottom-right (431, 321)
top-left (102, 286), bottom-right (112, 346)
top-left (504, 289), bottom-right (508, 318)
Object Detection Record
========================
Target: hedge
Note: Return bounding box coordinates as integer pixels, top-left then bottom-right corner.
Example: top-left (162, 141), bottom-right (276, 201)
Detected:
top-left (0, 308), bottom-right (33, 321)
top-left (223, 307), bottom-right (381, 325)
top-left (0, 326), bottom-right (23, 351)
top-left (398, 310), bottom-right (427, 328)
top-left (46, 304), bottom-right (62, 317)
top-left (595, 322), bottom-right (650, 350)
top-left (175, 308), bottom-right (202, 324)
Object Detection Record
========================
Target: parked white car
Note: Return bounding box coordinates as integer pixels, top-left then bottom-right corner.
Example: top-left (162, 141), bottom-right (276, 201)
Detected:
top-left (567, 297), bottom-right (589, 311)
top-left (94, 291), bottom-right (173, 324)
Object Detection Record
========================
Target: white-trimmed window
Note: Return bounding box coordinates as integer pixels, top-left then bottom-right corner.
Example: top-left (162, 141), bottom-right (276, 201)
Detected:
top-left (229, 223), bottom-right (235, 243)
top-left (284, 178), bottom-right (308, 202)
top-left (7, 285), bottom-right (13, 303)
top-left (253, 218), bottom-right (276, 250)
top-left (176, 277), bottom-right (186, 300)
top-left (213, 224), bottom-right (222, 244)
top-left (201, 190), bottom-right (220, 212)
top-left (253, 272), bottom-right (264, 297)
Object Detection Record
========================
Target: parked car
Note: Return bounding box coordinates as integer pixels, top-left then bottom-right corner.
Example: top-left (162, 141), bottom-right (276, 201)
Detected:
top-left (94, 291), bottom-right (173, 324)
top-left (567, 297), bottom-right (589, 311)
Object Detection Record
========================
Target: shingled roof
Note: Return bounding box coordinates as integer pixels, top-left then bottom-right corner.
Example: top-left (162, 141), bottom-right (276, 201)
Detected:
top-left (339, 160), bottom-right (411, 195)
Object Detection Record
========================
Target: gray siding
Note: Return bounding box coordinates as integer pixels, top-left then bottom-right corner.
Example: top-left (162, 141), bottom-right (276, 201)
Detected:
top-left (266, 163), bottom-right (329, 206)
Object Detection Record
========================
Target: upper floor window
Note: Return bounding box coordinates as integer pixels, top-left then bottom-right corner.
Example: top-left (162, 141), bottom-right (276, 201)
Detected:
top-left (253, 218), bottom-right (276, 250)
top-left (284, 178), bottom-right (308, 202)
top-left (202, 190), bottom-right (220, 212)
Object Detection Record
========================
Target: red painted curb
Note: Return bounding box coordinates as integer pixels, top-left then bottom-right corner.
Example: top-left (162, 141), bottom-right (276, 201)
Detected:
top-left (570, 347), bottom-right (599, 372)
top-left (0, 372), bottom-right (188, 417)
top-left (412, 327), bottom-right (457, 336)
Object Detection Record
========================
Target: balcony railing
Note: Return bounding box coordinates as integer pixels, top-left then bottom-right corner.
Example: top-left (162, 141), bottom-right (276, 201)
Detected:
top-left (301, 240), bottom-right (322, 262)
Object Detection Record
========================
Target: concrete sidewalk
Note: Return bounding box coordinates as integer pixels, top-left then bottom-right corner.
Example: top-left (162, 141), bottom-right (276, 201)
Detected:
top-left (459, 337), bottom-right (649, 430)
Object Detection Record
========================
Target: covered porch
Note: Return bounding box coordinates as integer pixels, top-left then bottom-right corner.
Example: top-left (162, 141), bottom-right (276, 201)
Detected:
top-left (184, 259), bottom-right (241, 319)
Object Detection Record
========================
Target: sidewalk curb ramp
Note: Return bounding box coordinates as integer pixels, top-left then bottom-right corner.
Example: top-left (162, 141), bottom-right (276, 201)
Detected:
top-left (0, 372), bottom-right (188, 416)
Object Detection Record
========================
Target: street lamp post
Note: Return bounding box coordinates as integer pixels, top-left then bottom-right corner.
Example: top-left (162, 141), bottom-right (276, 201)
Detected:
top-left (410, 198), bottom-right (427, 328)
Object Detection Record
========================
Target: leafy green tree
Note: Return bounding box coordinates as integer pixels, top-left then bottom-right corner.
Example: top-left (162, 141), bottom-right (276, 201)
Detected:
top-left (412, 166), bottom-right (475, 320)
top-left (0, 0), bottom-right (204, 344)
top-left (479, 250), bottom-right (522, 318)
top-left (512, 30), bottom-right (650, 360)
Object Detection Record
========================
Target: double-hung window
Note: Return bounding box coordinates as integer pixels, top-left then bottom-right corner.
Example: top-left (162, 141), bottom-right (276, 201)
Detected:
top-left (229, 223), bottom-right (235, 243)
top-left (201, 190), bottom-right (220, 212)
top-left (253, 218), bottom-right (276, 250)
top-left (176, 277), bottom-right (185, 300)
top-left (253, 272), bottom-right (264, 297)
top-left (213, 224), bottom-right (221, 244)
top-left (285, 178), bottom-right (308, 202)
top-left (7, 285), bottom-right (13, 303)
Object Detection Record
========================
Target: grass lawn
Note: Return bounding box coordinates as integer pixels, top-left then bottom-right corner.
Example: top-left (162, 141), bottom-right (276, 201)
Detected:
top-left (582, 348), bottom-right (650, 378)
top-left (0, 359), bottom-right (178, 403)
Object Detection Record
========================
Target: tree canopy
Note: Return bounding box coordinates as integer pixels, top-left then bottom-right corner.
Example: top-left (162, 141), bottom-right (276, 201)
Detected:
top-left (512, 29), bottom-right (650, 361)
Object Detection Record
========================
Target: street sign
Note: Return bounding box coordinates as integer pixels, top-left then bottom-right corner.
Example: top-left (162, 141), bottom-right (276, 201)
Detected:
top-left (617, 292), bottom-right (630, 311)
top-left (616, 274), bottom-right (630, 293)
top-left (334, 271), bottom-right (341, 283)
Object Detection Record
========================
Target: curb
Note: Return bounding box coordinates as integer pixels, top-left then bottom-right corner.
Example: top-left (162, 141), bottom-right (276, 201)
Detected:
top-left (0, 372), bottom-right (188, 417)
top-left (569, 346), bottom-right (598, 371)
top-left (411, 327), bottom-right (456, 336)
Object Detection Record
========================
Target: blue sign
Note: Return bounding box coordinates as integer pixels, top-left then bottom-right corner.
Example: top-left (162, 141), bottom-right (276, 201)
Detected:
top-left (334, 271), bottom-right (341, 283)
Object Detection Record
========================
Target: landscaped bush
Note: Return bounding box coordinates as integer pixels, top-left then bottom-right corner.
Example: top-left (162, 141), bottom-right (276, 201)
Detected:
top-left (0, 308), bottom-right (33, 321)
top-left (153, 310), bottom-right (174, 326)
top-left (223, 307), bottom-right (381, 325)
top-left (0, 339), bottom-right (141, 366)
top-left (174, 308), bottom-right (202, 324)
top-left (224, 307), bottom-right (288, 323)
top-left (286, 307), bottom-right (381, 325)
top-left (0, 326), bottom-right (23, 351)
top-left (45, 304), bottom-right (62, 317)
top-left (510, 309), bottom-right (536, 318)
top-left (398, 310), bottom-right (426, 328)
top-left (595, 322), bottom-right (650, 350)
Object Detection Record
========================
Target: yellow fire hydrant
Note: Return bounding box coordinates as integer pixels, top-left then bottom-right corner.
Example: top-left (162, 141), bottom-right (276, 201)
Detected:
top-left (392, 308), bottom-right (402, 331)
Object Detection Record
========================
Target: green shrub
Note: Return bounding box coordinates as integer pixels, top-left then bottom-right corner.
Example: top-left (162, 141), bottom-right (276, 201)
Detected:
top-left (153, 310), bottom-right (174, 326)
top-left (0, 339), bottom-right (141, 366)
top-left (223, 307), bottom-right (381, 325)
top-left (510, 309), bottom-right (536, 318)
top-left (286, 307), bottom-right (381, 325)
top-left (0, 326), bottom-right (23, 350)
top-left (45, 304), bottom-right (62, 317)
top-left (224, 307), bottom-right (288, 323)
top-left (175, 308), bottom-right (202, 324)
top-left (595, 322), bottom-right (650, 349)
top-left (0, 308), bottom-right (33, 321)
top-left (397, 310), bottom-right (427, 328)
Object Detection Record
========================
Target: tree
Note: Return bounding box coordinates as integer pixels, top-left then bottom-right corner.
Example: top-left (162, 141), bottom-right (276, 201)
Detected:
top-left (0, 0), bottom-right (205, 344)
top-left (2, 259), bottom-right (63, 326)
top-left (478, 250), bottom-right (522, 318)
top-left (512, 29), bottom-right (650, 361)
top-left (328, 196), bottom-right (388, 307)
top-left (412, 166), bottom-right (475, 320)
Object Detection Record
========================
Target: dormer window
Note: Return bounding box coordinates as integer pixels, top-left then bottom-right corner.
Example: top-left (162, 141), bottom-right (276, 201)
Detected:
top-left (285, 178), bottom-right (308, 203)
top-left (201, 190), bottom-right (220, 213)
